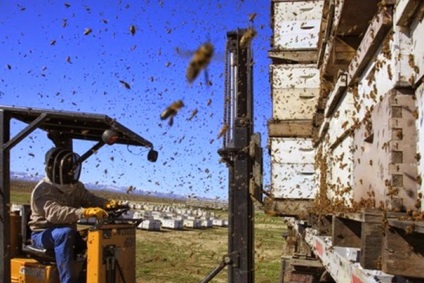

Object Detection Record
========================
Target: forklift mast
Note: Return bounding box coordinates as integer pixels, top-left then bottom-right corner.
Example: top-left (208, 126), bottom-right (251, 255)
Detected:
top-left (218, 29), bottom-right (260, 283)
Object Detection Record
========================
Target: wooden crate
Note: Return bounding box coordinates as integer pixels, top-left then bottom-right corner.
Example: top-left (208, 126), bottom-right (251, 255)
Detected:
top-left (272, 0), bottom-right (324, 50)
top-left (352, 89), bottom-right (418, 211)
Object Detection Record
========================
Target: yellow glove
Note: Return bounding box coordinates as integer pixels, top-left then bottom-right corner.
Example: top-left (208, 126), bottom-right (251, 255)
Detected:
top-left (82, 207), bottom-right (108, 219)
top-left (105, 199), bottom-right (119, 209)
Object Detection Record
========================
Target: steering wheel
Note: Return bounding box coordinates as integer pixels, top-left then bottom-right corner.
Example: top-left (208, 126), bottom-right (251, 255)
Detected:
top-left (104, 205), bottom-right (131, 222)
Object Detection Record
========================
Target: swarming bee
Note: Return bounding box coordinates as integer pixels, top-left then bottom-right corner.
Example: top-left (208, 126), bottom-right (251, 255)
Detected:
top-left (186, 42), bottom-right (214, 83)
top-left (160, 100), bottom-right (184, 126)
top-left (239, 28), bottom-right (256, 49)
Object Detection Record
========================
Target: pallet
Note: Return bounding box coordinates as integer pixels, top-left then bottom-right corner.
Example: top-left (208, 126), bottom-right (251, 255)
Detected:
top-left (308, 209), bottom-right (383, 269)
top-left (305, 209), bottom-right (424, 278)
top-left (280, 255), bottom-right (324, 283)
top-left (382, 217), bottom-right (424, 277)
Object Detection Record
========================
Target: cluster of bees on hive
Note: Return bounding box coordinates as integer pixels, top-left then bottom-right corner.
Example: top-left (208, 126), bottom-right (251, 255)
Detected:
top-left (284, 38), bottom-right (424, 235)
top-left (310, 91), bottom-right (422, 217)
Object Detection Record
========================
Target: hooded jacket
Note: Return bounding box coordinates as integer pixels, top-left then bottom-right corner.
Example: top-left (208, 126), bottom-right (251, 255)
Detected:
top-left (29, 177), bottom-right (108, 232)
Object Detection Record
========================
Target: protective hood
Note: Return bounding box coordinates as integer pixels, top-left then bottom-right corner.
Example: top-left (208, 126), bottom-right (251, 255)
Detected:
top-left (45, 147), bottom-right (81, 185)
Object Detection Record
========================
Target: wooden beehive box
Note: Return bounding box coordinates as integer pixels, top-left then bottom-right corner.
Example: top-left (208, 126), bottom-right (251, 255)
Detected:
top-left (271, 163), bottom-right (316, 199)
top-left (272, 0), bottom-right (324, 50)
top-left (270, 137), bottom-right (317, 199)
top-left (271, 64), bottom-right (320, 121)
top-left (325, 135), bottom-right (355, 207)
top-left (395, 0), bottom-right (424, 86)
top-left (270, 137), bottom-right (315, 164)
top-left (352, 89), bottom-right (418, 211)
top-left (416, 83), bottom-right (424, 212)
top-left (324, 73), bottom-right (357, 147)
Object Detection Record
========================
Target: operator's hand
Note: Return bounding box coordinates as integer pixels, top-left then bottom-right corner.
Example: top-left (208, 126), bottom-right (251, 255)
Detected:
top-left (105, 199), bottom-right (120, 209)
top-left (82, 207), bottom-right (108, 219)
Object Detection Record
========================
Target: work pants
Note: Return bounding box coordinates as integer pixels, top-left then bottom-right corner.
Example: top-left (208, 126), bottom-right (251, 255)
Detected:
top-left (31, 226), bottom-right (86, 283)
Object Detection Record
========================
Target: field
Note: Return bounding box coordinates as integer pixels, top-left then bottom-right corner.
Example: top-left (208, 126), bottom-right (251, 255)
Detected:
top-left (10, 181), bottom-right (286, 282)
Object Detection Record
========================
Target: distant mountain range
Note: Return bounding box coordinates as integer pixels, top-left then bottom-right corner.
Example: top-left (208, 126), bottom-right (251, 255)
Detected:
top-left (11, 171), bottom-right (186, 200)
top-left (10, 171), bottom-right (226, 206)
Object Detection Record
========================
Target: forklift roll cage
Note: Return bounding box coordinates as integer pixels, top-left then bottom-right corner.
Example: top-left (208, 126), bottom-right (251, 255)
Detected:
top-left (0, 105), bottom-right (158, 283)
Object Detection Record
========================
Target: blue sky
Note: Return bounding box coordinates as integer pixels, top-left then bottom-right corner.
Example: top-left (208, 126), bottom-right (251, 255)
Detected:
top-left (0, 0), bottom-right (271, 200)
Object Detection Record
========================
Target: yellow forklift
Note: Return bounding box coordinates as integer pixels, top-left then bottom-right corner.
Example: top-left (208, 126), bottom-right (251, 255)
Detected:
top-left (1, 106), bottom-right (158, 283)
top-left (10, 205), bottom-right (141, 283)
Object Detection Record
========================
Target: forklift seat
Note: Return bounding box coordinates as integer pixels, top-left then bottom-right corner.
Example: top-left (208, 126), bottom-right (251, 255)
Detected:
top-left (20, 205), bottom-right (56, 263)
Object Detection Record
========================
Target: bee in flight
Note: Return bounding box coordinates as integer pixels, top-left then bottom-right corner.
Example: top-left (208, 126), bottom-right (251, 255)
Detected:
top-left (217, 124), bottom-right (229, 139)
top-left (239, 28), bottom-right (256, 49)
top-left (84, 28), bottom-right (92, 36)
top-left (160, 100), bottom-right (184, 126)
top-left (186, 42), bottom-right (214, 84)
top-left (130, 25), bottom-right (136, 36)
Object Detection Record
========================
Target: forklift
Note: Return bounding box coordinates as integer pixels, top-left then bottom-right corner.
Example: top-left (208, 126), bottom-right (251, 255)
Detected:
top-left (0, 105), bottom-right (158, 283)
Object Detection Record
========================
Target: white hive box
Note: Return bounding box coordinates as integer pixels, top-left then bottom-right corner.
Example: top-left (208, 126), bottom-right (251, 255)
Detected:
top-left (324, 74), bottom-right (358, 148)
top-left (272, 0), bottom-right (324, 50)
top-left (151, 211), bottom-right (162, 220)
top-left (271, 64), bottom-right (320, 120)
top-left (354, 22), bottom-right (414, 123)
top-left (270, 137), bottom-right (315, 164)
top-left (200, 218), bottom-right (213, 228)
top-left (212, 219), bottom-right (226, 227)
top-left (326, 135), bottom-right (354, 207)
top-left (271, 163), bottom-right (316, 199)
top-left (138, 220), bottom-right (161, 231)
top-left (132, 211), bottom-right (143, 219)
top-left (160, 218), bottom-right (184, 230)
top-left (352, 89), bottom-right (418, 211)
top-left (183, 218), bottom-right (202, 228)
top-left (416, 83), bottom-right (424, 212)
top-left (270, 137), bottom-right (316, 199)
top-left (410, 12), bottom-right (424, 85)
top-left (395, 0), bottom-right (424, 85)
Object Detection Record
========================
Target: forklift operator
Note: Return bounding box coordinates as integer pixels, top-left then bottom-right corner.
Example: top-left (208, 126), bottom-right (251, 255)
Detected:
top-left (28, 147), bottom-right (120, 283)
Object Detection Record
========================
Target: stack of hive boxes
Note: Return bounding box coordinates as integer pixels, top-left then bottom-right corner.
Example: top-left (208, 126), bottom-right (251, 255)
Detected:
top-left (268, 0), bottom-right (324, 205)
top-left (316, 0), bottom-right (421, 211)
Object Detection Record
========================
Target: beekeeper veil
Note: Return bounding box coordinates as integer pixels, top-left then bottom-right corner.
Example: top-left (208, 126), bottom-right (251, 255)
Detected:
top-left (45, 147), bottom-right (81, 185)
